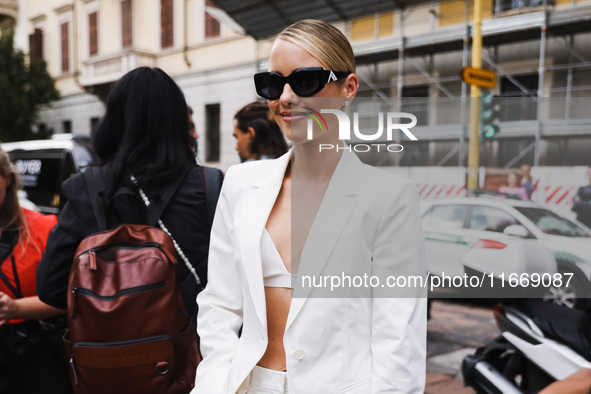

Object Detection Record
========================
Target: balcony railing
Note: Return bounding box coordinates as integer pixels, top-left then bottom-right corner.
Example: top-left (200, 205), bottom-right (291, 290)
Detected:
top-left (80, 49), bottom-right (155, 87)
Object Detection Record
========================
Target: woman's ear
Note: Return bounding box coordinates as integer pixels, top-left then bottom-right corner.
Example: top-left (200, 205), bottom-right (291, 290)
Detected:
top-left (344, 73), bottom-right (359, 99)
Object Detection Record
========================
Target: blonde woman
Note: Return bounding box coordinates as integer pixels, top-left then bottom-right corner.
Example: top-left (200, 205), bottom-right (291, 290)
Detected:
top-left (0, 148), bottom-right (69, 393)
top-left (195, 20), bottom-right (427, 394)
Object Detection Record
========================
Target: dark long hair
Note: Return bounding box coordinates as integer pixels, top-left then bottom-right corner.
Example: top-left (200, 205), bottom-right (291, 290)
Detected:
top-left (92, 67), bottom-right (193, 189)
top-left (234, 101), bottom-right (288, 159)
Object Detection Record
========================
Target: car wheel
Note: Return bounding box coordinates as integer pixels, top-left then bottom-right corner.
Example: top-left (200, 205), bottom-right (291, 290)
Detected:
top-left (543, 261), bottom-right (589, 310)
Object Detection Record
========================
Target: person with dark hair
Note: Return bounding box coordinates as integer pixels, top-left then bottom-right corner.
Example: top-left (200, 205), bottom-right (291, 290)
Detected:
top-left (520, 164), bottom-right (538, 200)
top-left (499, 172), bottom-right (528, 201)
top-left (573, 166), bottom-right (591, 228)
top-left (188, 105), bottom-right (199, 155)
top-left (233, 101), bottom-right (288, 162)
top-left (0, 147), bottom-right (69, 394)
top-left (36, 67), bottom-right (222, 327)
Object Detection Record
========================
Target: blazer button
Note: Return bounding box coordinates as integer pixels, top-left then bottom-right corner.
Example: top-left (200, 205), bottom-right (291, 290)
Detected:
top-left (293, 349), bottom-right (305, 360)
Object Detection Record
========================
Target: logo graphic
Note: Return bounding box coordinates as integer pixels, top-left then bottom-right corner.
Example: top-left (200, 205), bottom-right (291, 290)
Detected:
top-left (306, 109), bottom-right (418, 141)
top-left (327, 70), bottom-right (338, 83)
top-left (304, 107), bottom-right (328, 137)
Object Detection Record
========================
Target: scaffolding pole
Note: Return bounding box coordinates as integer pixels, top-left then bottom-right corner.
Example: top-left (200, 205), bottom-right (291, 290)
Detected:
top-left (396, 10), bottom-right (405, 167)
top-left (459, 0), bottom-right (471, 167)
top-left (535, 3), bottom-right (548, 166)
top-left (467, 0), bottom-right (482, 190)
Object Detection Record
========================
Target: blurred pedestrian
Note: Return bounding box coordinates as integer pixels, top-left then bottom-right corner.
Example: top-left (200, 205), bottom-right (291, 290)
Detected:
top-left (233, 101), bottom-right (288, 162)
top-left (188, 105), bottom-right (199, 155)
top-left (0, 147), bottom-right (70, 394)
top-left (572, 166), bottom-right (591, 228)
top-left (499, 172), bottom-right (528, 200)
top-left (520, 164), bottom-right (538, 200)
top-left (37, 67), bottom-right (220, 327)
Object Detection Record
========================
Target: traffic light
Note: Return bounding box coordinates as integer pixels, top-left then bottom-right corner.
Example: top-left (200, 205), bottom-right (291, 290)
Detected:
top-left (481, 94), bottom-right (500, 139)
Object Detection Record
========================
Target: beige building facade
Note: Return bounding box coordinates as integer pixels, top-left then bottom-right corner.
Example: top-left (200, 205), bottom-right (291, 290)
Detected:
top-left (3, 0), bottom-right (591, 169)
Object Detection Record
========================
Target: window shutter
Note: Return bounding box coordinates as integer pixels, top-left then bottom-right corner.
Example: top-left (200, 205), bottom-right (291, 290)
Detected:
top-left (205, 0), bottom-right (220, 39)
top-left (89, 12), bottom-right (98, 55)
top-left (29, 28), bottom-right (44, 61)
top-left (122, 0), bottom-right (132, 48)
top-left (61, 22), bottom-right (69, 72)
top-left (160, 0), bottom-right (173, 49)
top-left (205, 13), bottom-right (220, 39)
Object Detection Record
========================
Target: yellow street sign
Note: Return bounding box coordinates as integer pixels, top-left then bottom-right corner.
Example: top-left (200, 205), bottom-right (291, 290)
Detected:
top-left (461, 66), bottom-right (496, 89)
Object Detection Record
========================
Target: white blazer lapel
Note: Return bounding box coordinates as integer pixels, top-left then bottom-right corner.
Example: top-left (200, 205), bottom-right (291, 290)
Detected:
top-left (287, 151), bottom-right (361, 329)
top-left (238, 152), bottom-right (291, 329)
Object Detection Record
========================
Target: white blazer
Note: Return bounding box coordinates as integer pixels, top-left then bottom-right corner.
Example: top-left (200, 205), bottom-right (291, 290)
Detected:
top-left (194, 151), bottom-right (427, 394)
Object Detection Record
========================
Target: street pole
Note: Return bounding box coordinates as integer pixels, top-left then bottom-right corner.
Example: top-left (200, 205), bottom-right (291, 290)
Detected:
top-left (467, 0), bottom-right (482, 191)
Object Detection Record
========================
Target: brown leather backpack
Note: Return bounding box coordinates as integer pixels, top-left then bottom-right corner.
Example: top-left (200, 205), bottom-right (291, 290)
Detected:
top-left (64, 168), bottom-right (200, 394)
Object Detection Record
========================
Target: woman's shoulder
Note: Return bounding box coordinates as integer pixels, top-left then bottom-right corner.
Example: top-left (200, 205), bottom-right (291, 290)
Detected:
top-left (61, 171), bottom-right (87, 197)
top-left (225, 157), bottom-right (284, 186)
top-left (22, 208), bottom-right (58, 230)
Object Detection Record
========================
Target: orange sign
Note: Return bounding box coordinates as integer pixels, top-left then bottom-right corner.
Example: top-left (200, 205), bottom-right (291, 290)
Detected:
top-left (461, 67), bottom-right (496, 89)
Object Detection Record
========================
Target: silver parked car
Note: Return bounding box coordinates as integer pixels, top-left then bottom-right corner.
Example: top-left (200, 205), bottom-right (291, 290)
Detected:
top-left (421, 195), bottom-right (591, 309)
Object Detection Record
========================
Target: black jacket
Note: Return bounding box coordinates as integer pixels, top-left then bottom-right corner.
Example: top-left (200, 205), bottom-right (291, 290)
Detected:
top-left (36, 163), bottom-right (222, 323)
top-left (573, 185), bottom-right (591, 228)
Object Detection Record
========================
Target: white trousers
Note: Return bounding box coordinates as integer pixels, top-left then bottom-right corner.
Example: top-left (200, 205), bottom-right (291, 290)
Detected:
top-left (246, 366), bottom-right (289, 394)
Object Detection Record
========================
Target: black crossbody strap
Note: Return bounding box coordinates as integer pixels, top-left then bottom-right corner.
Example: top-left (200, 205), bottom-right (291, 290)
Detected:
top-left (203, 166), bottom-right (223, 225)
top-left (83, 167), bottom-right (108, 231)
top-left (145, 165), bottom-right (193, 227)
top-left (0, 255), bottom-right (23, 299)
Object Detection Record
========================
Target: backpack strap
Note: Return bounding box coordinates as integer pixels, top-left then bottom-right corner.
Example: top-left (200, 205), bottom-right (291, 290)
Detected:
top-left (145, 165), bottom-right (193, 226)
top-left (0, 256), bottom-right (22, 299)
top-left (203, 166), bottom-right (223, 225)
top-left (83, 167), bottom-right (108, 232)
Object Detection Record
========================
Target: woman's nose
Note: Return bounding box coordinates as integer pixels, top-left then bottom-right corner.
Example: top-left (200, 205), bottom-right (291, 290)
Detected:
top-left (278, 83), bottom-right (297, 106)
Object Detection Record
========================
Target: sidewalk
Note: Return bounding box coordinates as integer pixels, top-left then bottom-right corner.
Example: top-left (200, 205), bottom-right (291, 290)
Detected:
top-left (425, 300), bottom-right (499, 393)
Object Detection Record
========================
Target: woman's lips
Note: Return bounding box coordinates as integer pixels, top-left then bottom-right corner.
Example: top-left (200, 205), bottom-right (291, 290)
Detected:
top-left (281, 112), bottom-right (306, 123)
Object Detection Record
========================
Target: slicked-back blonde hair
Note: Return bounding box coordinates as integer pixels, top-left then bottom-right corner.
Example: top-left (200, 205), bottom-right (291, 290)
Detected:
top-left (277, 19), bottom-right (355, 73)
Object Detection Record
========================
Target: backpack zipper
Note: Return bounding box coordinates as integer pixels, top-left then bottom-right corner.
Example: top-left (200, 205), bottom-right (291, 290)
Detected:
top-left (76, 242), bottom-right (177, 265)
top-left (69, 335), bottom-right (174, 383)
top-left (71, 281), bottom-right (166, 318)
top-left (70, 357), bottom-right (78, 386)
top-left (72, 334), bottom-right (173, 349)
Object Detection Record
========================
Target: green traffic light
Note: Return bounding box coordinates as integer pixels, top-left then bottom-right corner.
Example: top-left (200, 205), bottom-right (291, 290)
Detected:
top-left (482, 124), bottom-right (500, 139)
top-left (480, 94), bottom-right (500, 138)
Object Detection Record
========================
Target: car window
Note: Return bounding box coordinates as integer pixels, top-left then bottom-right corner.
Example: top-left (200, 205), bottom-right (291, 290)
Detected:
top-left (515, 207), bottom-right (591, 238)
top-left (72, 143), bottom-right (94, 170)
top-left (423, 205), bottom-right (467, 229)
top-left (469, 205), bottom-right (520, 233)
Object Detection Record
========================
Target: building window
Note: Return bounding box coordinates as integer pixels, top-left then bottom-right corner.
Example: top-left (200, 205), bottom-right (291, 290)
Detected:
top-left (402, 86), bottom-right (429, 126)
top-left (62, 120), bottom-right (72, 134)
top-left (90, 117), bottom-right (100, 133)
top-left (161, 0), bottom-right (173, 49)
top-left (28, 28), bottom-right (43, 61)
top-left (205, 104), bottom-right (220, 162)
top-left (497, 138), bottom-right (535, 168)
top-left (88, 12), bottom-right (98, 55)
top-left (496, 0), bottom-right (553, 11)
top-left (350, 12), bottom-right (394, 41)
top-left (500, 75), bottom-right (538, 121)
top-left (400, 141), bottom-right (430, 166)
top-left (60, 22), bottom-right (69, 73)
top-left (37, 123), bottom-right (48, 135)
top-left (121, 0), bottom-right (132, 48)
top-left (204, 0), bottom-right (220, 39)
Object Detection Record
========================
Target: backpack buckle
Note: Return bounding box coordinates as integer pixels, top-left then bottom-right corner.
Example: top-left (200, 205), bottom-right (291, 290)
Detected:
top-left (155, 361), bottom-right (169, 375)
